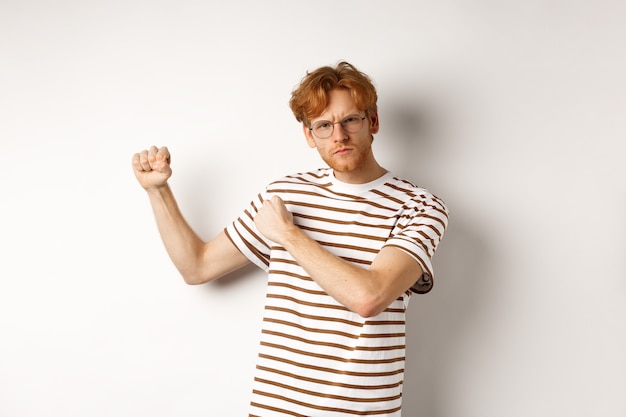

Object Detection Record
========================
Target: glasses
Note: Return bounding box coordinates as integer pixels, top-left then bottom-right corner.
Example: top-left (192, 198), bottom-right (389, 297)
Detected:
top-left (309, 114), bottom-right (367, 139)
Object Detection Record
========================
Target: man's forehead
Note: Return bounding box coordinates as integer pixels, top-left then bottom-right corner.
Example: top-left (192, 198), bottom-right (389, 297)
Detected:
top-left (311, 89), bottom-right (361, 121)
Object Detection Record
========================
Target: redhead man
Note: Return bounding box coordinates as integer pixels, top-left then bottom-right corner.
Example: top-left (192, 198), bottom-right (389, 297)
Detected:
top-left (132, 62), bottom-right (448, 416)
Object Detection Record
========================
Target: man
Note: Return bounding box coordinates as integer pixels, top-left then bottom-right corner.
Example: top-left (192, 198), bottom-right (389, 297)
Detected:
top-left (132, 62), bottom-right (448, 416)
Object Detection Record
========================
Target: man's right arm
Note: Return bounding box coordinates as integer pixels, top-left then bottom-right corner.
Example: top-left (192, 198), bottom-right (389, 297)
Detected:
top-left (132, 146), bottom-right (250, 285)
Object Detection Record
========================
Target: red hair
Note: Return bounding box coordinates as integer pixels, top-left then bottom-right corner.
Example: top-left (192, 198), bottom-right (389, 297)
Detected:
top-left (289, 61), bottom-right (378, 126)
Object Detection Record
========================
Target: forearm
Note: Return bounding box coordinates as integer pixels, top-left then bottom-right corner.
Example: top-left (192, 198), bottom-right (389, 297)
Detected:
top-left (280, 227), bottom-right (386, 317)
top-left (146, 184), bottom-right (208, 283)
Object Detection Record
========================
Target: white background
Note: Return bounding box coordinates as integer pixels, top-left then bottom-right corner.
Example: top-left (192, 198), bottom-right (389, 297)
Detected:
top-left (1, 1), bottom-right (625, 416)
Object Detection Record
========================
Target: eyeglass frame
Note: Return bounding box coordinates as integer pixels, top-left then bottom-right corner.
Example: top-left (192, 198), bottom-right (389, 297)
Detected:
top-left (308, 112), bottom-right (369, 139)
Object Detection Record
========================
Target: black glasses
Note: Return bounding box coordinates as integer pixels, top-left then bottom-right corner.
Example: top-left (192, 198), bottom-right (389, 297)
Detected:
top-left (309, 114), bottom-right (367, 139)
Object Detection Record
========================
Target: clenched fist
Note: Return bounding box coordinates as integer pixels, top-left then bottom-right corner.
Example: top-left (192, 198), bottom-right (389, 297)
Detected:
top-left (254, 196), bottom-right (296, 245)
top-left (132, 146), bottom-right (172, 190)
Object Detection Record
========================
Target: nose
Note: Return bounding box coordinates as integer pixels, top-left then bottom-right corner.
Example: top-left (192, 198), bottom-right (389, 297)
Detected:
top-left (331, 122), bottom-right (349, 142)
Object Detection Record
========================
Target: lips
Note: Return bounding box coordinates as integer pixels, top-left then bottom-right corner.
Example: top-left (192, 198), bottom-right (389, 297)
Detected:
top-left (334, 147), bottom-right (352, 155)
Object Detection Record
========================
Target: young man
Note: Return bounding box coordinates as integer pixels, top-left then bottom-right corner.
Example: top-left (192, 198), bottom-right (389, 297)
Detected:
top-left (132, 62), bottom-right (448, 416)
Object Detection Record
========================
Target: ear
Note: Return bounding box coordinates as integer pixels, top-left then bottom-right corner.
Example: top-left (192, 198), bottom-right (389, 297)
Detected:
top-left (303, 123), bottom-right (317, 148)
top-left (368, 110), bottom-right (380, 134)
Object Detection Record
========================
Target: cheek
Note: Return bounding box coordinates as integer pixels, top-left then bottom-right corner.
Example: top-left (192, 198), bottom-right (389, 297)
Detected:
top-left (316, 144), bottom-right (334, 161)
top-left (308, 138), bottom-right (324, 151)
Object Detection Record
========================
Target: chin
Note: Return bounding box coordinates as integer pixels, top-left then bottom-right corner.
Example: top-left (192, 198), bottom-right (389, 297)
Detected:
top-left (326, 153), bottom-right (368, 174)
top-left (325, 159), bottom-right (354, 174)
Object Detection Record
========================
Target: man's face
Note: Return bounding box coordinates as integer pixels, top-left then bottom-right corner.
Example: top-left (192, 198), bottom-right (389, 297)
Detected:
top-left (303, 89), bottom-right (379, 180)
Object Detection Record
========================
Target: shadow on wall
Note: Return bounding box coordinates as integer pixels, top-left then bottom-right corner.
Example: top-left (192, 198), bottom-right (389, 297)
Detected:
top-left (403, 220), bottom-right (487, 417)
top-left (383, 98), bottom-right (490, 417)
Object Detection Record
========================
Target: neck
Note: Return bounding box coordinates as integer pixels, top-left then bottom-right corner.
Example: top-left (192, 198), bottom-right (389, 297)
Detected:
top-left (333, 160), bottom-right (387, 184)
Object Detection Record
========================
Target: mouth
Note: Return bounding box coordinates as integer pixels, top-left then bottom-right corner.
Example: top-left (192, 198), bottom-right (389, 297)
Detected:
top-left (334, 147), bottom-right (353, 155)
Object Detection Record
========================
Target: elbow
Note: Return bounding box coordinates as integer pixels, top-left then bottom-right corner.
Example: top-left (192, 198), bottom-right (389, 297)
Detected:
top-left (182, 276), bottom-right (203, 285)
top-left (355, 308), bottom-right (377, 319)
top-left (356, 307), bottom-right (385, 319)
top-left (181, 274), bottom-right (203, 285)
top-left (353, 297), bottom-right (387, 319)
top-left (179, 270), bottom-right (211, 286)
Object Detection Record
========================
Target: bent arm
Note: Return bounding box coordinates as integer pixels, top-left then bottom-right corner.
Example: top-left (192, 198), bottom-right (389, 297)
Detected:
top-left (146, 184), bottom-right (250, 285)
top-left (254, 196), bottom-right (421, 317)
top-left (279, 225), bottom-right (421, 317)
top-left (133, 146), bottom-right (249, 284)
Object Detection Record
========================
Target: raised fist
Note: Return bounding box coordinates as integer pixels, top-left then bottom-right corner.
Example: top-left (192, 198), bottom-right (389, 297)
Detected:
top-left (132, 146), bottom-right (172, 190)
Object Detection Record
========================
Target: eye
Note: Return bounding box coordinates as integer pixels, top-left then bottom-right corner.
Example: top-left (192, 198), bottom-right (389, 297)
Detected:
top-left (343, 116), bottom-right (360, 123)
top-left (314, 121), bottom-right (332, 130)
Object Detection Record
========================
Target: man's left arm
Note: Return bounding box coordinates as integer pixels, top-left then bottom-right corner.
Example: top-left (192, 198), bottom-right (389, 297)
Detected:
top-left (254, 195), bottom-right (424, 318)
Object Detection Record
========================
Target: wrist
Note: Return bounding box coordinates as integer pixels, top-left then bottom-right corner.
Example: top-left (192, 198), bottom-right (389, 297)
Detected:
top-left (281, 225), bottom-right (307, 250)
top-left (145, 183), bottom-right (173, 202)
top-left (145, 182), bottom-right (169, 193)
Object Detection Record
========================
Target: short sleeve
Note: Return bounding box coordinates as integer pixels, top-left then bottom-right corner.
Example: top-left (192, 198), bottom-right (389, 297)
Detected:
top-left (383, 192), bottom-right (449, 294)
top-left (224, 191), bottom-right (272, 272)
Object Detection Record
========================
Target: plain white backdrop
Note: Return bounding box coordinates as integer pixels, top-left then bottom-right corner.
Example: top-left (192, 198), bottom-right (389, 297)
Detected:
top-left (1, 1), bottom-right (625, 416)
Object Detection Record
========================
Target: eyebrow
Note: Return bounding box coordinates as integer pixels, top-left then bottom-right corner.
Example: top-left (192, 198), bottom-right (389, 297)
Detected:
top-left (312, 112), bottom-right (362, 123)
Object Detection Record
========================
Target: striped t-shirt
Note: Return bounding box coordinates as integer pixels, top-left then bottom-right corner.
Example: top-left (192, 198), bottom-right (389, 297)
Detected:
top-left (225, 168), bottom-right (448, 417)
